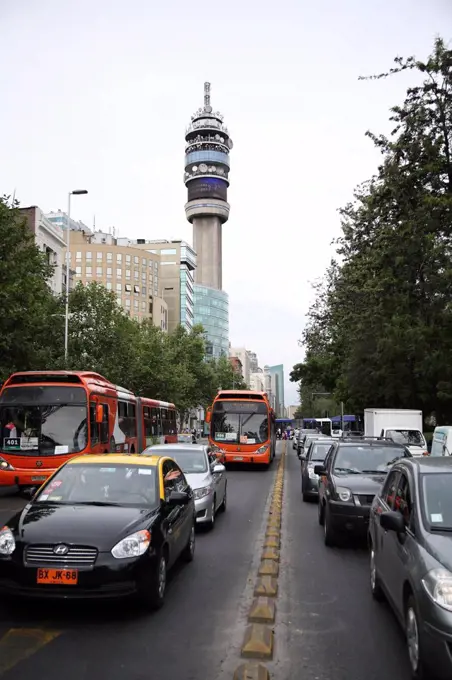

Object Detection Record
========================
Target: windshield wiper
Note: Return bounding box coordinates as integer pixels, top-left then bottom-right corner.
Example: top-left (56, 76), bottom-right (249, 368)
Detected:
top-left (430, 526), bottom-right (452, 533)
top-left (72, 501), bottom-right (121, 507)
top-left (362, 469), bottom-right (386, 474)
top-left (334, 467), bottom-right (361, 474)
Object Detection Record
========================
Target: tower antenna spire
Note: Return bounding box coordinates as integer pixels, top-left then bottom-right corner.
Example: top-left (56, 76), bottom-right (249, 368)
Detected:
top-left (204, 82), bottom-right (211, 109)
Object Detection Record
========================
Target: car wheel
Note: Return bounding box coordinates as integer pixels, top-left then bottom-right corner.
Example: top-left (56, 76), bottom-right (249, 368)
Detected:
top-left (219, 483), bottom-right (227, 512)
top-left (182, 523), bottom-right (196, 562)
top-left (208, 496), bottom-right (216, 530)
top-left (406, 595), bottom-right (431, 680)
top-left (323, 504), bottom-right (337, 547)
top-left (370, 544), bottom-right (384, 601)
top-left (139, 551), bottom-right (167, 610)
top-left (318, 499), bottom-right (325, 525)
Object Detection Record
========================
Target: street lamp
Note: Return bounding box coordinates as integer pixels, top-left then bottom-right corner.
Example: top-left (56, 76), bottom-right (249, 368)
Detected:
top-left (64, 189), bottom-right (88, 363)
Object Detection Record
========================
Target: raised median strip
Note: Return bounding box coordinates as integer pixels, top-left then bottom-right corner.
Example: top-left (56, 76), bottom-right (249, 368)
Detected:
top-left (233, 443), bottom-right (286, 678)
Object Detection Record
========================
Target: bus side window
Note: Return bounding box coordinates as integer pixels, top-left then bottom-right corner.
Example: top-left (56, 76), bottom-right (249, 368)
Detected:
top-left (161, 408), bottom-right (169, 435)
top-left (89, 404), bottom-right (99, 445)
top-left (151, 408), bottom-right (161, 436)
top-left (127, 402), bottom-right (136, 437)
top-left (100, 405), bottom-right (109, 444)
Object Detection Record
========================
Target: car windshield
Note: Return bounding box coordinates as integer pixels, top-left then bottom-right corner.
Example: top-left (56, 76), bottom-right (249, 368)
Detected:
top-left (386, 429), bottom-right (424, 446)
top-left (309, 442), bottom-right (333, 462)
top-left (333, 445), bottom-right (407, 474)
top-left (0, 386), bottom-right (88, 456)
top-left (177, 435), bottom-right (193, 443)
top-left (211, 401), bottom-right (269, 444)
top-left (35, 463), bottom-right (158, 507)
top-left (163, 449), bottom-right (208, 474)
top-left (421, 473), bottom-right (452, 531)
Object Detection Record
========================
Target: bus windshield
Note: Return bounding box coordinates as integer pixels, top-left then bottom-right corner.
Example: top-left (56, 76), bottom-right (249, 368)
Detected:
top-left (0, 386), bottom-right (88, 456)
top-left (211, 401), bottom-right (269, 444)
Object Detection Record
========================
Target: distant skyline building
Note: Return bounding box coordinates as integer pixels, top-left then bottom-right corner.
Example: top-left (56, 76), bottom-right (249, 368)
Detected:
top-left (184, 82), bottom-right (232, 357)
top-left (268, 364), bottom-right (285, 416)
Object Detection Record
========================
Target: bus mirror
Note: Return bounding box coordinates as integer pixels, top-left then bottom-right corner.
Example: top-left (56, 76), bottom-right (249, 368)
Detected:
top-left (205, 408), bottom-right (212, 424)
top-left (95, 404), bottom-right (103, 424)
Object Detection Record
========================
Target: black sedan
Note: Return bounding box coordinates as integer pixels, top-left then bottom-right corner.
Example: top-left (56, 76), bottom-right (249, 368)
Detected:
top-left (316, 439), bottom-right (411, 546)
top-left (0, 453), bottom-right (196, 609)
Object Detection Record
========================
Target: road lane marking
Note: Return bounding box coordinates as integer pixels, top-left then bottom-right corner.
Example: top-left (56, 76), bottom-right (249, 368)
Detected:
top-left (0, 628), bottom-right (61, 675)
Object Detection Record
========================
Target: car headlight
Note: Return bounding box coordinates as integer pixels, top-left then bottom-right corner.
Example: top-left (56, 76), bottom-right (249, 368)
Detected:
top-left (0, 457), bottom-right (14, 471)
top-left (422, 568), bottom-right (452, 612)
top-left (0, 527), bottom-right (15, 556)
top-left (193, 485), bottom-right (212, 500)
top-left (256, 444), bottom-right (269, 454)
top-left (335, 486), bottom-right (353, 502)
top-left (308, 466), bottom-right (318, 480)
top-left (111, 530), bottom-right (151, 559)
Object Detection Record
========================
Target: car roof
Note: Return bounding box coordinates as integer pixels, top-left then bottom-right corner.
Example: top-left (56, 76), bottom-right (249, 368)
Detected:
top-left (395, 457), bottom-right (452, 474)
top-left (336, 440), bottom-right (406, 448)
top-left (148, 444), bottom-right (207, 453)
top-left (311, 439), bottom-right (335, 444)
top-left (68, 454), bottom-right (163, 467)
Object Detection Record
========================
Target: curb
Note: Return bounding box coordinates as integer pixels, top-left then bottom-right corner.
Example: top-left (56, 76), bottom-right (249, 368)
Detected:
top-left (233, 443), bottom-right (287, 679)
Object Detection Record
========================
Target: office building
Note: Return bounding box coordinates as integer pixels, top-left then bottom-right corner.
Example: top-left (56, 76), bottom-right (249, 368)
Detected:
top-left (184, 82), bottom-right (232, 357)
top-left (247, 351), bottom-right (258, 374)
top-left (268, 364), bottom-right (285, 416)
top-left (66, 228), bottom-right (168, 330)
top-left (229, 346), bottom-right (251, 386)
top-left (128, 240), bottom-right (196, 333)
top-left (229, 356), bottom-right (243, 376)
top-left (19, 206), bottom-right (74, 296)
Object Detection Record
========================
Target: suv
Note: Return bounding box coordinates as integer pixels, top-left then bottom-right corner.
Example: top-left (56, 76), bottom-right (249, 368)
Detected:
top-left (298, 433), bottom-right (326, 458)
top-left (316, 438), bottom-right (411, 546)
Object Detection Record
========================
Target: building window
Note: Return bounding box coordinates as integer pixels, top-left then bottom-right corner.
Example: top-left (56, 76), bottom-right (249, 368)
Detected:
top-left (126, 269), bottom-right (131, 279)
top-left (76, 251), bottom-right (82, 262)
top-left (125, 284), bottom-right (132, 293)
top-left (154, 262), bottom-right (158, 271)
top-left (126, 255), bottom-right (131, 264)
top-left (117, 296), bottom-right (122, 306)
top-left (76, 266), bottom-right (82, 275)
top-left (86, 266), bottom-right (92, 277)
top-left (142, 258), bottom-right (147, 267)
top-left (134, 285), bottom-right (140, 294)
top-left (107, 252), bottom-right (113, 262)
top-left (107, 267), bottom-right (112, 278)
top-left (134, 270), bottom-right (139, 280)
top-left (134, 256), bottom-right (139, 264)
top-left (86, 252), bottom-right (92, 261)
top-left (134, 299), bottom-right (139, 310)
top-left (116, 283), bottom-right (121, 292)
top-left (149, 273), bottom-right (153, 282)
top-left (106, 282), bottom-right (112, 290)
top-left (141, 301), bottom-right (146, 311)
top-left (161, 248), bottom-right (177, 255)
top-left (117, 253), bottom-right (122, 263)
top-left (141, 271), bottom-right (146, 281)
top-left (116, 268), bottom-right (122, 278)
top-left (96, 266), bottom-right (102, 276)
top-left (142, 286), bottom-right (147, 296)
top-left (96, 252), bottom-right (102, 261)
top-left (125, 298), bottom-right (131, 308)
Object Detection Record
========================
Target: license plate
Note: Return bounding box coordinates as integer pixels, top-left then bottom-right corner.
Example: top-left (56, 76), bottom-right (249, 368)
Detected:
top-left (37, 568), bottom-right (78, 585)
top-left (31, 476), bottom-right (46, 482)
top-left (233, 456), bottom-right (244, 461)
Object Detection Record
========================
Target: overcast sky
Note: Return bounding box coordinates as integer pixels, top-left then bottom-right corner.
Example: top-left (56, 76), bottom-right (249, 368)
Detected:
top-left (0, 0), bottom-right (449, 406)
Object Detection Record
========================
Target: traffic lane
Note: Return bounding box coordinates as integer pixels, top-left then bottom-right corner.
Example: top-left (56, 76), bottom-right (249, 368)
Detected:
top-left (275, 445), bottom-right (412, 680)
top-left (0, 447), bottom-right (281, 680)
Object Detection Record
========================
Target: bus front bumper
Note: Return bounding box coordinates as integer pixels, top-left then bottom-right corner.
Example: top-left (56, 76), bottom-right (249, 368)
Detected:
top-left (0, 465), bottom-right (55, 487)
top-left (224, 449), bottom-right (271, 465)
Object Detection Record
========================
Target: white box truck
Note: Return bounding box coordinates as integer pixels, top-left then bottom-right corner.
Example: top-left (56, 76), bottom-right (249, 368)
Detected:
top-left (364, 409), bottom-right (427, 457)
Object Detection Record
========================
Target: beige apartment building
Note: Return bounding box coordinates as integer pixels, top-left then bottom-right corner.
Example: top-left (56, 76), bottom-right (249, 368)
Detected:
top-left (68, 230), bottom-right (168, 330)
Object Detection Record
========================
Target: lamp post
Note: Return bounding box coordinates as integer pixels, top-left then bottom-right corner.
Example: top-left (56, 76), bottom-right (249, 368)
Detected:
top-left (64, 189), bottom-right (88, 363)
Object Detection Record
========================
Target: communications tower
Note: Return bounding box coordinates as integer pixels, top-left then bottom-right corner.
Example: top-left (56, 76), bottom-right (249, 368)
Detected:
top-left (184, 82), bottom-right (233, 290)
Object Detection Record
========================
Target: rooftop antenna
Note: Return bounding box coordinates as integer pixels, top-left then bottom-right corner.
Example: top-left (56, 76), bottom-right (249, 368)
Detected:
top-left (204, 82), bottom-right (211, 110)
top-left (93, 214), bottom-right (96, 231)
top-left (11, 188), bottom-right (16, 206)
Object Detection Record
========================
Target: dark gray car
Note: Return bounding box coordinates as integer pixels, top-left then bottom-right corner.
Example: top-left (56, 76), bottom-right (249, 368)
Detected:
top-left (369, 457), bottom-right (452, 680)
top-left (301, 439), bottom-right (334, 501)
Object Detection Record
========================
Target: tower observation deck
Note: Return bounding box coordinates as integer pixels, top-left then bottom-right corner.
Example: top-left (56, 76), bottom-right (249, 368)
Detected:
top-left (184, 82), bottom-right (233, 291)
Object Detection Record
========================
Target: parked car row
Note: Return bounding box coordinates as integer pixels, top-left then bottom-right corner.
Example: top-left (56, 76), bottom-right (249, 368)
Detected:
top-left (0, 443), bottom-right (227, 611)
top-left (298, 434), bottom-right (452, 680)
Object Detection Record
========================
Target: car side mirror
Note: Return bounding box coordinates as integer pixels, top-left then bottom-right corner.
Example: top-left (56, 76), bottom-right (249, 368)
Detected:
top-left (380, 510), bottom-right (406, 534)
top-left (213, 464), bottom-right (225, 474)
top-left (314, 465), bottom-right (326, 475)
top-left (167, 490), bottom-right (189, 506)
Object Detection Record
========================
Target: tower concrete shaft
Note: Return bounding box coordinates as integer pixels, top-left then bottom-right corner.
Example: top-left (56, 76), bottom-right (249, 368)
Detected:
top-left (184, 82), bottom-right (233, 290)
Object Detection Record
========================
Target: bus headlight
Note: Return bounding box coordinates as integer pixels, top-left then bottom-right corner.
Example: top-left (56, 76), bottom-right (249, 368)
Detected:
top-left (256, 445), bottom-right (269, 454)
top-left (0, 457), bottom-right (14, 471)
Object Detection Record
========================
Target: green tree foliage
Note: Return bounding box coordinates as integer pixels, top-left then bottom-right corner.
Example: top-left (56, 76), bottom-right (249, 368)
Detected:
top-left (0, 197), bottom-right (62, 380)
top-left (292, 38), bottom-right (452, 422)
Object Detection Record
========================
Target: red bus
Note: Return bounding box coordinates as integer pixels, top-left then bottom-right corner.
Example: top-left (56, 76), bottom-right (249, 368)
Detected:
top-left (0, 371), bottom-right (177, 490)
top-left (206, 390), bottom-right (276, 467)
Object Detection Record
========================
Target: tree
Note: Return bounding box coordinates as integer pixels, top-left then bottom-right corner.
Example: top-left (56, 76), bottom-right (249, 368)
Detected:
top-left (0, 197), bottom-right (62, 381)
top-left (293, 38), bottom-right (452, 422)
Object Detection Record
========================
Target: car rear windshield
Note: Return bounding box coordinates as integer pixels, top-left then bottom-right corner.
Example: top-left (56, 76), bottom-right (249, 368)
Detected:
top-left (309, 442), bottom-right (333, 462)
top-left (35, 463), bottom-right (159, 508)
top-left (421, 473), bottom-right (452, 531)
top-left (162, 449), bottom-right (208, 474)
top-left (333, 445), bottom-right (407, 474)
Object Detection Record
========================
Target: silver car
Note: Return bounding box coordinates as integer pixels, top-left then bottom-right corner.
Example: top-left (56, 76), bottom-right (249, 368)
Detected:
top-left (144, 444), bottom-right (227, 530)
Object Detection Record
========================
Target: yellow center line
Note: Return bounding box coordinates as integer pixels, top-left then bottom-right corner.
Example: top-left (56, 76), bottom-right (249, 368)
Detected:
top-left (0, 628), bottom-right (61, 676)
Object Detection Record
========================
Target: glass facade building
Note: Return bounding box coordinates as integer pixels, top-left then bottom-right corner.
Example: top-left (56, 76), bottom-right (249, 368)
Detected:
top-left (194, 285), bottom-right (229, 357)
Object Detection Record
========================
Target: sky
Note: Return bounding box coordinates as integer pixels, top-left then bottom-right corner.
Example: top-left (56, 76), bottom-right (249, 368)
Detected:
top-left (0, 0), bottom-right (450, 406)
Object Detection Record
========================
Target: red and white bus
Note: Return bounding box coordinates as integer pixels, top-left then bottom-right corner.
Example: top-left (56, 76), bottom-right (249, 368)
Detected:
top-left (0, 371), bottom-right (177, 489)
top-left (206, 390), bottom-right (276, 467)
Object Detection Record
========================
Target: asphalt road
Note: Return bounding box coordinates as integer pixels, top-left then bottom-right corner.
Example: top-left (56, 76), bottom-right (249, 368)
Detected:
top-left (0, 442), bottom-right (414, 679)
top-left (0, 449), bottom-right (279, 680)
